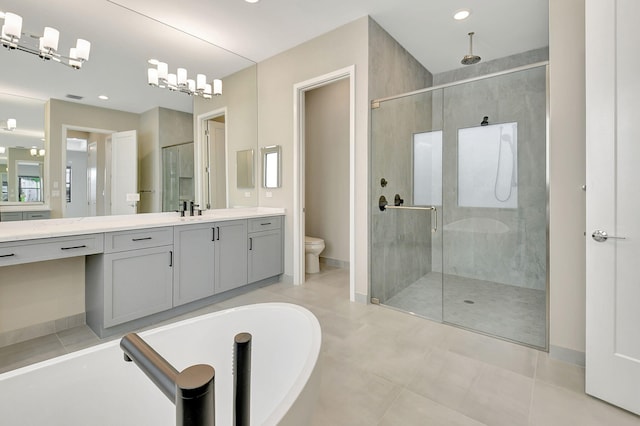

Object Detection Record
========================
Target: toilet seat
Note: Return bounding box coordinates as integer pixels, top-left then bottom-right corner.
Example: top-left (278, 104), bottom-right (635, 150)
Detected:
top-left (305, 236), bottom-right (324, 246)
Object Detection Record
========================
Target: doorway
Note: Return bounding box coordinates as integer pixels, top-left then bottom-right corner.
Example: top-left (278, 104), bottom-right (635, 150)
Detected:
top-left (196, 108), bottom-right (228, 210)
top-left (293, 66), bottom-right (356, 300)
top-left (62, 126), bottom-right (138, 217)
top-left (304, 79), bottom-right (350, 272)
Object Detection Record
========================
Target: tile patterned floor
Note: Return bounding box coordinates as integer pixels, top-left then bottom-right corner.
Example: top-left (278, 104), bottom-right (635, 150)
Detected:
top-left (1, 265), bottom-right (639, 425)
top-left (385, 272), bottom-right (546, 348)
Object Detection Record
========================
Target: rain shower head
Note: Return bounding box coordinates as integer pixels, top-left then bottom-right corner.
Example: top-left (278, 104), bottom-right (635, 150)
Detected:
top-left (461, 32), bottom-right (481, 65)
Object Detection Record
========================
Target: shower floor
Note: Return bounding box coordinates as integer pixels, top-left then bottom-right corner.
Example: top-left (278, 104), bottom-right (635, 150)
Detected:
top-left (384, 272), bottom-right (546, 348)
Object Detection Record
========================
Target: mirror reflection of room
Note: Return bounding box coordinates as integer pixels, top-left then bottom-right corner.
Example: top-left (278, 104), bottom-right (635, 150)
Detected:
top-left (2, 148), bottom-right (44, 203)
top-left (0, 0), bottom-right (259, 219)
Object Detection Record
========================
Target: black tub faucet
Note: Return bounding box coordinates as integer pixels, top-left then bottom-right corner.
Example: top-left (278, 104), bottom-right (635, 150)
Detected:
top-left (121, 333), bottom-right (215, 426)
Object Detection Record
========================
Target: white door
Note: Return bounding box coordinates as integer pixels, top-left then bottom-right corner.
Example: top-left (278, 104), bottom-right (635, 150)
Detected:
top-left (585, 0), bottom-right (640, 415)
top-left (206, 120), bottom-right (226, 209)
top-left (108, 130), bottom-right (138, 215)
top-left (87, 142), bottom-right (98, 217)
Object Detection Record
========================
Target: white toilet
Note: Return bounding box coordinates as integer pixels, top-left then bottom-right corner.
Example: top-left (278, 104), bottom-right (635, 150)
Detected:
top-left (305, 236), bottom-right (325, 274)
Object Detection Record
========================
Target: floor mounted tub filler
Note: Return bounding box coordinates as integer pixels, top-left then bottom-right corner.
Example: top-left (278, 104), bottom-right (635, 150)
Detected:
top-left (0, 303), bottom-right (322, 425)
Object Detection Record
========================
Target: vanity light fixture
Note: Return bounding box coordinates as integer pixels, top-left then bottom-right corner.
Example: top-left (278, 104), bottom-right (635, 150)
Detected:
top-left (0, 10), bottom-right (91, 69)
top-left (453, 9), bottom-right (471, 21)
top-left (29, 147), bottom-right (45, 157)
top-left (147, 60), bottom-right (222, 98)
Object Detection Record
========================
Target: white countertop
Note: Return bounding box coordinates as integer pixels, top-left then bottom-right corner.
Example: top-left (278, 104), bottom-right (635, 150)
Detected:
top-left (0, 207), bottom-right (285, 243)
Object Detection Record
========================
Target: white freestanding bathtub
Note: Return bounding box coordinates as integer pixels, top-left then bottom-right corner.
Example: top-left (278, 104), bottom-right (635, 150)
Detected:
top-left (0, 303), bottom-right (322, 425)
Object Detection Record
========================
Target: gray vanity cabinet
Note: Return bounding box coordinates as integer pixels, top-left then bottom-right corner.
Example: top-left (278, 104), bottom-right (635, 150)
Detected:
top-left (86, 227), bottom-right (174, 331)
top-left (248, 216), bottom-right (283, 283)
top-left (83, 215), bottom-right (283, 337)
top-left (173, 222), bottom-right (216, 306)
top-left (214, 219), bottom-right (248, 293)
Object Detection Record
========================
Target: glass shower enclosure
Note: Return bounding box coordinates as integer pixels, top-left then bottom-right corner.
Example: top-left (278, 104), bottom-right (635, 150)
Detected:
top-left (370, 64), bottom-right (547, 349)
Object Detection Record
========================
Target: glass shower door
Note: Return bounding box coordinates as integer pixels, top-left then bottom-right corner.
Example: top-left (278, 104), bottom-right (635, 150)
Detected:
top-left (440, 66), bottom-right (547, 348)
top-left (370, 90), bottom-right (444, 321)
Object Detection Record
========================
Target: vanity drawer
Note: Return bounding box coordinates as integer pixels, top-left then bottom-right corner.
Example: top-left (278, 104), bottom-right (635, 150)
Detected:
top-left (24, 211), bottom-right (51, 221)
top-left (104, 227), bottom-right (173, 253)
top-left (0, 212), bottom-right (23, 222)
top-left (248, 216), bottom-right (282, 233)
top-left (0, 234), bottom-right (104, 267)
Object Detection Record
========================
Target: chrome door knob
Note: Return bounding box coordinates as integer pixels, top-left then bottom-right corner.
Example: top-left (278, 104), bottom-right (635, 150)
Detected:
top-left (592, 229), bottom-right (626, 242)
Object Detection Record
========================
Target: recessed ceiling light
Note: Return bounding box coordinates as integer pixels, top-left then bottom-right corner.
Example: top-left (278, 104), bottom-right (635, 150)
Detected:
top-left (453, 9), bottom-right (471, 21)
top-left (98, 95), bottom-right (109, 100)
top-left (148, 58), bottom-right (159, 65)
top-left (245, 0), bottom-right (260, 3)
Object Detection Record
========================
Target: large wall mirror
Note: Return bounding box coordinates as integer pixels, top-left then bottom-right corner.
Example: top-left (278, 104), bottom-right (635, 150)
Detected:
top-left (0, 0), bottom-right (258, 218)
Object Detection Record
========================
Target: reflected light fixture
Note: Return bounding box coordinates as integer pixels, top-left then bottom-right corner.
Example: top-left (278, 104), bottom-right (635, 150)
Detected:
top-left (0, 146), bottom-right (5, 154)
top-left (5, 118), bottom-right (16, 131)
top-left (29, 147), bottom-right (45, 157)
top-left (1, 10), bottom-right (91, 69)
top-left (453, 9), bottom-right (471, 20)
top-left (147, 60), bottom-right (222, 98)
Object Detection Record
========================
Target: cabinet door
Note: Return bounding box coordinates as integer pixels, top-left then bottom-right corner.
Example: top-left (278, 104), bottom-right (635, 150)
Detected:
top-left (215, 220), bottom-right (248, 293)
top-left (104, 246), bottom-right (173, 327)
top-left (248, 229), bottom-right (283, 283)
top-left (174, 223), bottom-right (216, 306)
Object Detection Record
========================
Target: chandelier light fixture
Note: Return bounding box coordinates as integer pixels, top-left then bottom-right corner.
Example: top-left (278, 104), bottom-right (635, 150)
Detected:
top-left (1, 11), bottom-right (91, 69)
top-left (147, 59), bottom-right (222, 99)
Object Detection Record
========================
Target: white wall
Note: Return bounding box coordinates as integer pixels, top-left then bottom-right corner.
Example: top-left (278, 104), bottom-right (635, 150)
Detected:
top-left (47, 99), bottom-right (140, 218)
top-left (304, 79), bottom-right (350, 263)
top-left (256, 17), bottom-right (369, 296)
top-left (193, 65), bottom-right (258, 209)
top-left (549, 0), bottom-right (587, 359)
top-left (0, 258), bottom-right (84, 333)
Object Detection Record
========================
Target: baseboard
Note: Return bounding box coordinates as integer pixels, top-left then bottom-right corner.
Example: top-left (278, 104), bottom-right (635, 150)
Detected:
top-left (354, 292), bottom-right (368, 304)
top-left (280, 273), bottom-right (293, 284)
top-left (0, 313), bottom-right (86, 349)
top-left (320, 257), bottom-right (350, 269)
top-left (549, 344), bottom-right (586, 367)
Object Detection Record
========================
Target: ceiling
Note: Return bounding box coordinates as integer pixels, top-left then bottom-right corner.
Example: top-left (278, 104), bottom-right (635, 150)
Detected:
top-left (0, 0), bottom-right (548, 149)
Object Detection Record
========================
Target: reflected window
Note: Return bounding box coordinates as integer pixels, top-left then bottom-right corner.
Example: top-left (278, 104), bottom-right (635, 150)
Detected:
top-left (18, 176), bottom-right (42, 202)
top-left (66, 166), bottom-right (72, 203)
top-left (413, 131), bottom-right (442, 206)
top-left (1, 172), bottom-right (7, 201)
top-left (458, 122), bottom-right (518, 208)
top-left (262, 145), bottom-right (281, 189)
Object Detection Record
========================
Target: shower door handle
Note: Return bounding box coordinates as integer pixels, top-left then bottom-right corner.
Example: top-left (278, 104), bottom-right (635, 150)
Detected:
top-left (591, 230), bottom-right (626, 243)
top-left (431, 207), bottom-right (437, 233)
